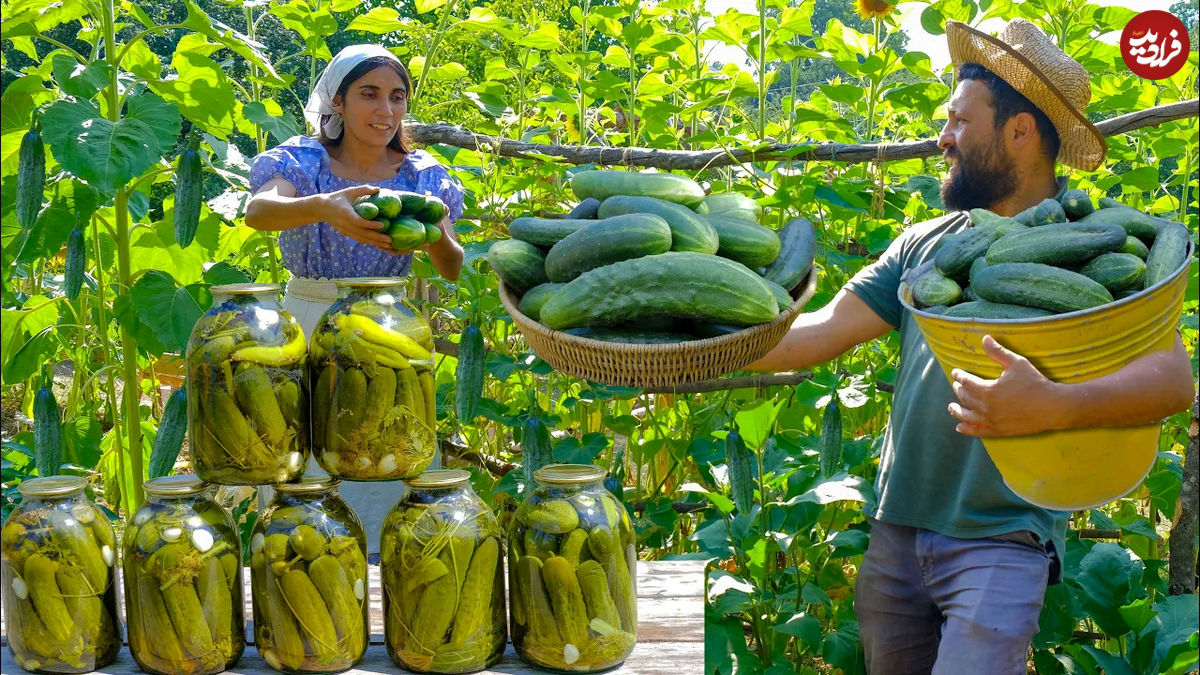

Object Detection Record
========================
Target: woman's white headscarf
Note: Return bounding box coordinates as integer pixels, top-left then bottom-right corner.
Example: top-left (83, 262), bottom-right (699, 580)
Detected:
top-left (304, 44), bottom-right (406, 139)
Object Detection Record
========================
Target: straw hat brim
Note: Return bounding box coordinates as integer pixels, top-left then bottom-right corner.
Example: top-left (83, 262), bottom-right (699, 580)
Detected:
top-left (947, 21), bottom-right (1106, 171)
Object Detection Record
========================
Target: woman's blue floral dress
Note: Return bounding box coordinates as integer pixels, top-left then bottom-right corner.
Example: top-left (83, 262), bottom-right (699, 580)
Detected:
top-left (248, 135), bottom-right (465, 279)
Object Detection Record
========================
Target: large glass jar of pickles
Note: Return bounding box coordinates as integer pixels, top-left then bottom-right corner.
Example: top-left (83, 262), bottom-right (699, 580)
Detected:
top-left (380, 470), bottom-right (506, 673)
top-left (123, 476), bottom-right (244, 675)
top-left (250, 477), bottom-right (368, 673)
top-left (186, 283), bottom-right (308, 485)
top-left (1, 476), bottom-right (121, 672)
top-left (509, 464), bottom-right (637, 672)
top-left (309, 278), bottom-right (435, 481)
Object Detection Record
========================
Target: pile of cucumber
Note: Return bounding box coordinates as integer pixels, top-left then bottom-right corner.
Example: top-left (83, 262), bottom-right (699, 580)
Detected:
top-left (353, 189), bottom-right (447, 251)
top-left (489, 170), bottom-right (816, 344)
top-left (910, 191), bottom-right (1191, 319)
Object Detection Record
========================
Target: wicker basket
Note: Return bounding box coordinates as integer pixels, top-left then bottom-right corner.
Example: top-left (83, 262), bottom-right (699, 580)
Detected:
top-left (498, 270), bottom-right (817, 388)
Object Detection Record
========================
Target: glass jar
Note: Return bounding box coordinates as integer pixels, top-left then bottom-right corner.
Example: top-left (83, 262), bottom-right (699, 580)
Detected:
top-left (123, 476), bottom-right (244, 675)
top-left (509, 464), bottom-right (637, 672)
top-left (250, 477), bottom-right (368, 673)
top-left (380, 470), bottom-right (506, 673)
top-left (186, 283), bottom-right (308, 485)
top-left (1, 476), bottom-right (121, 672)
top-left (309, 278), bottom-right (436, 481)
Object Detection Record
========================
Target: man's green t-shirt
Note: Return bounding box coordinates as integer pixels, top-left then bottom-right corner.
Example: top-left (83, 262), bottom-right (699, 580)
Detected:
top-left (844, 208), bottom-right (1070, 565)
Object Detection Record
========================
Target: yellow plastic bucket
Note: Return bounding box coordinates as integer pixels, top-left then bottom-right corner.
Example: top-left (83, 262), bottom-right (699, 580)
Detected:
top-left (898, 243), bottom-right (1192, 511)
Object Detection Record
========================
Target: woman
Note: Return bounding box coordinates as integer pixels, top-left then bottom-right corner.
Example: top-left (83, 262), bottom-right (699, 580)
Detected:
top-left (245, 45), bottom-right (464, 554)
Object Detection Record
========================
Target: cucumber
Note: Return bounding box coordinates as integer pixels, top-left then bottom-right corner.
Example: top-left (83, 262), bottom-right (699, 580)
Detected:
top-left (16, 114), bottom-right (45, 230)
top-left (33, 384), bottom-right (62, 477)
top-left (1119, 235), bottom-right (1150, 260)
top-left (995, 220), bottom-right (1029, 237)
top-left (934, 224), bottom-right (999, 280)
top-left (1013, 198), bottom-right (1067, 227)
top-left (455, 323), bottom-right (485, 422)
top-left (563, 327), bottom-right (691, 343)
top-left (488, 239), bottom-right (549, 293)
top-left (1059, 189), bottom-right (1094, 220)
top-left (1143, 221), bottom-right (1190, 289)
top-left (761, 217), bottom-right (816, 291)
top-left (941, 301), bottom-right (1054, 319)
top-left (508, 217), bottom-right (594, 247)
top-left (371, 190), bottom-right (403, 219)
top-left (540, 252), bottom-right (778, 329)
top-left (704, 213), bottom-right (782, 268)
top-left (985, 222), bottom-right (1126, 266)
top-left (423, 221), bottom-right (442, 245)
top-left (544, 214), bottom-right (672, 282)
top-left (64, 228), bottom-right (85, 301)
top-left (968, 256), bottom-right (990, 283)
top-left (150, 389), bottom-right (188, 479)
top-left (762, 278), bottom-right (792, 312)
top-left (414, 193), bottom-right (447, 224)
top-left (518, 283), bottom-right (564, 321)
top-left (596, 195), bottom-right (719, 254)
top-left (726, 431), bottom-right (755, 513)
top-left (390, 217), bottom-right (426, 251)
top-left (566, 198), bottom-right (601, 219)
top-left (689, 323), bottom-right (744, 338)
top-left (173, 133), bottom-right (203, 249)
top-left (1075, 206), bottom-right (1159, 241)
top-left (571, 169), bottom-right (705, 208)
top-left (701, 193), bottom-right (762, 221)
top-left (910, 265), bottom-right (962, 308)
top-left (973, 262), bottom-right (1113, 313)
top-left (968, 209), bottom-right (1007, 227)
top-left (354, 201), bottom-right (379, 220)
top-left (1097, 197), bottom-right (1122, 209)
top-left (1078, 253), bottom-right (1146, 293)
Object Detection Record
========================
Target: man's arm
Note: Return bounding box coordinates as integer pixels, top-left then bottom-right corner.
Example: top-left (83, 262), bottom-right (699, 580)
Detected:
top-left (948, 334), bottom-right (1196, 437)
top-left (747, 289), bottom-right (895, 372)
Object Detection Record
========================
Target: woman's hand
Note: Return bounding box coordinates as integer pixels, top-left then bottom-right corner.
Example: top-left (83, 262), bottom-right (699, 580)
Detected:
top-left (320, 185), bottom-right (393, 250)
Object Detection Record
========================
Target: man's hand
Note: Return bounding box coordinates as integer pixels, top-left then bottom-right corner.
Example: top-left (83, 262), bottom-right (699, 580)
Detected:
top-left (947, 335), bottom-right (1067, 437)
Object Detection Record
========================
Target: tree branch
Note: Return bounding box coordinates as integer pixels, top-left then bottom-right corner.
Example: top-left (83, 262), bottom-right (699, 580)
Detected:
top-left (407, 99), bottom-right (1199, 169)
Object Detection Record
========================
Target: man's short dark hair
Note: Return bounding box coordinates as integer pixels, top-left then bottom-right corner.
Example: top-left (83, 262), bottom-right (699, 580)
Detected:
top-left (958, 62), bottom-right (1061, 161)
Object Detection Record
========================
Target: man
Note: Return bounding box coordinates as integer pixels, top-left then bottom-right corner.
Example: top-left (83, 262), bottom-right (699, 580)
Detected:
top-left (749, 19), bottom-right (1195, 674)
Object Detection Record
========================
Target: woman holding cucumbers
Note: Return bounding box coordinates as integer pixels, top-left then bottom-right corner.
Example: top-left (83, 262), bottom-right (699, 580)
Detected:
top-left (246, 43), bottom-right (464, 332)
top-left (245, 44), bottom-right (464, 553)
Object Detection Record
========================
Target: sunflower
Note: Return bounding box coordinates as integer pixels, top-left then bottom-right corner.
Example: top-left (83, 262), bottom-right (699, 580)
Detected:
top-left (855, 0), bottom-right (894, 19)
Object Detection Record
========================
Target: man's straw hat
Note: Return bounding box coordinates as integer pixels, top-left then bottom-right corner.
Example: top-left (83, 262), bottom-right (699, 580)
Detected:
top-left (947, 19), bottom-right (1106, 171)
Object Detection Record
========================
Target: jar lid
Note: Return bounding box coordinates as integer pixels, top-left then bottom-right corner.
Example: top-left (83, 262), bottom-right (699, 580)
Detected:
top-left (407, 469), bottom-right (471, 489)
top-left (275, 475), bottom-right (341, 494)
top-left (533, 464), bottom-right (607, 485)
top-left (211, 283), bottom-right (280, 295)
top-left (145, 475), bottom-right (210, 496)
top-left (333, 277), bottom-right (406, 289)
top-left (17, 475), bottom-right (87, 498)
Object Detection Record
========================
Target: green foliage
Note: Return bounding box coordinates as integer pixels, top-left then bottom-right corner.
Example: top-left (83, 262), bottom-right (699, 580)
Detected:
top-left (2, 0), bottom-right (1197, 671)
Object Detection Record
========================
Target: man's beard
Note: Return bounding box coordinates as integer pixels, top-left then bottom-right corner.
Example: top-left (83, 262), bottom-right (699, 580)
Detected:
top-left (940, 137), bottom-right (1019, 212)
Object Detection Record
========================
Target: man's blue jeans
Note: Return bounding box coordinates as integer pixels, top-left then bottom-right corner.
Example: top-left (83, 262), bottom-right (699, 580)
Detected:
top-left (853, 518), bottom-right (1051, 674)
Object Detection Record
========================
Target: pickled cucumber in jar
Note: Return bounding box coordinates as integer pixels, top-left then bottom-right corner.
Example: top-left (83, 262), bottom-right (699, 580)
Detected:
top-left (1, 476), bottom-right (121, 672)
top-left (380, 470), bottom-right (506, 673)
top-left (509, 465), bottom-right (637, 672)
top-left (186, 283), bottom-right (308, 485)
top-left (310, 278), bottom-right (436, 481)
top-left (250, 477), bottom-right (368, 673)
top-left (122, 476), bottom-right (245, 675)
